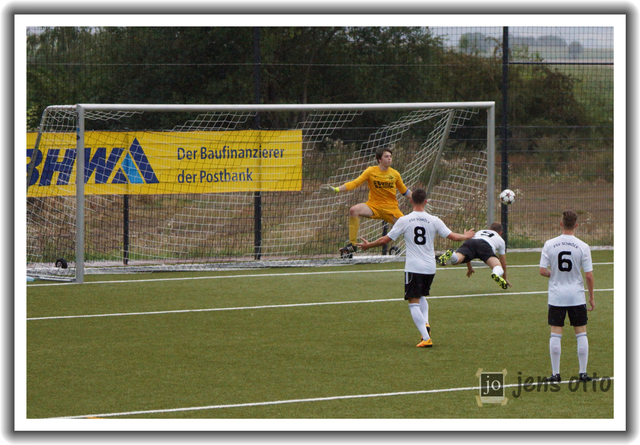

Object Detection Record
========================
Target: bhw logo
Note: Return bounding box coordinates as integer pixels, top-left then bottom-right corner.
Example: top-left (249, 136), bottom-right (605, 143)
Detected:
top-left (27, 138), bottom-right (159, 187)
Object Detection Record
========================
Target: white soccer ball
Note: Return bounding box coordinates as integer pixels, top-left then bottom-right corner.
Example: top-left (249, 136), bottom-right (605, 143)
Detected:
top-left (500, 189), bottom-right (515, 205)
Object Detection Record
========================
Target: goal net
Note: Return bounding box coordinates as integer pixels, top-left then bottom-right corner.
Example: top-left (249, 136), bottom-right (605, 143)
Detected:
top-left (26, 103), bottom-right (495, 282)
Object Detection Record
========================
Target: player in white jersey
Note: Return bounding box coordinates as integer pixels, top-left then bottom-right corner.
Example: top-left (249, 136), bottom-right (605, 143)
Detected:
top-left (356, 189), bottom-right (474, 348)
top-left (437, 222), bottom-right (511, 289)
top-left (540, 210), bottom-right (595, 383)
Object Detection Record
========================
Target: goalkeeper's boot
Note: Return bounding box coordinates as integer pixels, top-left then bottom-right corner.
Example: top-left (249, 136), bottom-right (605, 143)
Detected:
top-left (437, 249), bottom-right (454, 266)
top-left (339, 242), bottom-right (357, 258)
top-left (416, 338), bottom-right (433, 348)
top-left (491, 273), bottom-right (508, 289)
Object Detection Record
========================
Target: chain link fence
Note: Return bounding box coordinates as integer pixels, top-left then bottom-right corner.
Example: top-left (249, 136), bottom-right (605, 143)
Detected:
top-left (26, 26), bottom-right (614, 251)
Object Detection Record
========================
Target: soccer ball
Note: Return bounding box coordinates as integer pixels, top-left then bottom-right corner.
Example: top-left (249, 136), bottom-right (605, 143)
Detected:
top-left (500, 189), bottom-right (515, 205)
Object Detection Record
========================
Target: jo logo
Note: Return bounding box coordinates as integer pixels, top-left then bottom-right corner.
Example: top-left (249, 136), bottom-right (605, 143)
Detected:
top-left (476, 368), bottom-right (508, 406)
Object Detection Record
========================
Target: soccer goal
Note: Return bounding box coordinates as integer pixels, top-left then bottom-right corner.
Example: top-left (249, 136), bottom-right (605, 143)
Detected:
top-left (26, 102), bottom-right (495, 282)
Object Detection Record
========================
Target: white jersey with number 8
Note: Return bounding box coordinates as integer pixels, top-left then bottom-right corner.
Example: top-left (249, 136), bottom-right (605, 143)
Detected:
top-left (387, 211), bottom-right (452, 274)
top-left (540, 234), bottom-right (593, 307)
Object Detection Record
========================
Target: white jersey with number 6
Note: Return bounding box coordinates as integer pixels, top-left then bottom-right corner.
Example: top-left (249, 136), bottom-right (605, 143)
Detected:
top-left (540, 234), bottom-right (593, 307)
top-left (387, 211), bottom-right (452, 274)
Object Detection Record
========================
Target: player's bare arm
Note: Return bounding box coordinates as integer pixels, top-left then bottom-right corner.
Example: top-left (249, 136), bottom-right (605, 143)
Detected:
top-left (446, 228), bottom-right (475, 241)
top-left (585, 271), bottom-right (595, 311)
top-left (357, 235), bottom-right (392, 251)
top-left (466, 262), bottom-right (475, 278)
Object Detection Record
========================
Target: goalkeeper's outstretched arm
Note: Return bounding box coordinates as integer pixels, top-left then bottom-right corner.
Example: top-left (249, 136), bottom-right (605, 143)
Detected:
top-left (319, 184), bottom-right (348, 194)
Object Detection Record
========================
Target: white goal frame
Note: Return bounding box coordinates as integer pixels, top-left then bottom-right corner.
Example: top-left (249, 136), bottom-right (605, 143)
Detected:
top-left (31, 101), bottom-right (496, 283)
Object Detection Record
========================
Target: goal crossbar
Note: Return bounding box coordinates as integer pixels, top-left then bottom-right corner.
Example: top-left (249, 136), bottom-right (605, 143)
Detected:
top-left (77, 102), bottom-right (496, 112)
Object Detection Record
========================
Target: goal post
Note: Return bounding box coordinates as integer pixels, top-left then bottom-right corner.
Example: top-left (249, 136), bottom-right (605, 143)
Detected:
top-left (26, 102), bottom-right (495, 283)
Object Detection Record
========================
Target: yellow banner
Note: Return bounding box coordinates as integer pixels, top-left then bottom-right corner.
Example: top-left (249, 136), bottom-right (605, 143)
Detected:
top-left (27, 130), bottom-right (302, 196)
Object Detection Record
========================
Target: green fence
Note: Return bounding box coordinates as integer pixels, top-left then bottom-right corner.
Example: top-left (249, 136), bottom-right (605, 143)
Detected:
top-left (26, 26), bottom-right (614, 249)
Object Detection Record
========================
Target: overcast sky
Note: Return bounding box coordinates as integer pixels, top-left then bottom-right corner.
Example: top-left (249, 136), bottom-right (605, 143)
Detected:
top-left (430, 26), bottom-right (614, 49)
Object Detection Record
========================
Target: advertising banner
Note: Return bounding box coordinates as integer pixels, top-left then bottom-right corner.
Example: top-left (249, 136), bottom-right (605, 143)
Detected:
top-left (27, 130), bottom-right (303, 196)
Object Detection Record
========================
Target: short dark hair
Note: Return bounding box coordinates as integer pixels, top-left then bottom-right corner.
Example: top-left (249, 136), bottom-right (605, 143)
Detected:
top-left (489, 222), bottom-right (503, 233)
top-left (562, 210), bottom-right (578, 229)
top-left (375, 147), bottom-right (392, 162)
top-left (411, 188), bottom-right (427, 206)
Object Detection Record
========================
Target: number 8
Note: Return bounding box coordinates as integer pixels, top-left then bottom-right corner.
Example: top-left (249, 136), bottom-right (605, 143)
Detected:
top-left (414, 227), bottom-right (426, 245)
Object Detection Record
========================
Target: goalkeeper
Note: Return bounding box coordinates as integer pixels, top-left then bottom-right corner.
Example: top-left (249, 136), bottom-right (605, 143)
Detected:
top-left (320, 147), bottom-right (412, 256)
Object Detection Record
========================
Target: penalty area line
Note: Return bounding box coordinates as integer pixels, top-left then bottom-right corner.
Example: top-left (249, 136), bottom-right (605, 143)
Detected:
top-left (52, 377), bottom-right (614, 419)
top-left (26, 288), bottom-right (613, 321)
top-left (27, 262), bottom-right (614, 287)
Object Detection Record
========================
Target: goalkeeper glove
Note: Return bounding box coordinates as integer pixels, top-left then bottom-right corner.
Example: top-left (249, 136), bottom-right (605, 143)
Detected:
top-left (320, 184), bottom-right (339, 195)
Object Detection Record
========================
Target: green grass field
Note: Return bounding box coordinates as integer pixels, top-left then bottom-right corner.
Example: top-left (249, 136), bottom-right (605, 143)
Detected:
top-left (24, 251), bottom-right (617, 427)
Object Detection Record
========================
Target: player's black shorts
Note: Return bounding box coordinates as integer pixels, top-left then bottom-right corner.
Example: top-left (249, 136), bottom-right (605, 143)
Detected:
top-left (548, 304), bottom-right (588, 327)
top-left (456, 239), bottom-right (497, 263)
top-left (404, 272), bottom-right (435, 300)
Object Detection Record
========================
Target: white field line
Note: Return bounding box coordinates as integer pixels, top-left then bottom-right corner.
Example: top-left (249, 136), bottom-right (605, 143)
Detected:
top-left (26, 262), bottom-right (615, 321)
top-left (29, 263), bottom-right (615, 419)
top-left (27, 262), bottom-right (614, 287)
top-left (27, 288), bottom-right (614, 322)
top-left (50, 377), bottom-right (614, 419)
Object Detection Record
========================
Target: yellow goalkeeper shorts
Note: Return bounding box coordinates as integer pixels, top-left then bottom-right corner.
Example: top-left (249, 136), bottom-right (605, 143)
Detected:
top-left (366, 202), bottom-right (404, 224)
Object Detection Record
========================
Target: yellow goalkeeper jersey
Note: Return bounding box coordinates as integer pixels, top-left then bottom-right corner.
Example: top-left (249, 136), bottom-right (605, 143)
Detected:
top-left (344, 166), bottom-right (408, 208)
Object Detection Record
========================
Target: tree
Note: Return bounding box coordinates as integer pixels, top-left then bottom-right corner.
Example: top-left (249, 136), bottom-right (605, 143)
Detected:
top-left (27, 26), bottom-right (450, 130)
top-left (26, 26), bottom-right (590, 149)
top-left (459, 32), bottom-right (494, 54)
top-left (27, 27), bottom-right (98, 129)
top-left (568, 41), bottom-right (584, 60)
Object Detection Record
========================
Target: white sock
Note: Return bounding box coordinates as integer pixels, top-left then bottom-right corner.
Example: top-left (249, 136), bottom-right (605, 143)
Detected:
top-left (550, 333), bottom-right (562, 375)
top-left (409, 304), bottom-right (429, 340)
top-left (419, 297), bottom-right (429, 325)
top-left (492, 265), bottom-right (504, 277)
top-left (450, 252), bottom-right (459, 264)
top-left (576, 333), bottom-right (589, 374)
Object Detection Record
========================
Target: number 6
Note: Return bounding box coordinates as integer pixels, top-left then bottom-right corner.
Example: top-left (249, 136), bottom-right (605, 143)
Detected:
top-left (558, 251), bottom-right (573, 272)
